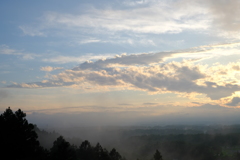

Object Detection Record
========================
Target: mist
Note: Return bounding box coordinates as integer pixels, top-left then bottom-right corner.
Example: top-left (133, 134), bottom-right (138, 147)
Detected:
top-left (27, 104), bottom-right (240, 129)
top-left (2, 104), bottom-right (240, 160)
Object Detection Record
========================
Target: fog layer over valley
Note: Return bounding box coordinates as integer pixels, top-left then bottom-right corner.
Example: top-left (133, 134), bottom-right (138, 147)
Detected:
top-left (24, 104), bottom-right (240, 159)
top-left (2, 107), bottom-right (240, 160)
top-left (36, 123), bottom-right (240, 160)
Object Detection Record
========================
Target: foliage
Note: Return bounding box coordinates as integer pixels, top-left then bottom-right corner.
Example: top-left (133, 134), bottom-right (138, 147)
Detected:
top-left (0, 107), bottom-right (46, 160)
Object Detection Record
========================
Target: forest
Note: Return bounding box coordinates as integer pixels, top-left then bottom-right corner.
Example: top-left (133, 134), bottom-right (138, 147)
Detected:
top-left (0, 107), bottom-right (161, 160)
top-left (1, 107), bottom-right (240, 160)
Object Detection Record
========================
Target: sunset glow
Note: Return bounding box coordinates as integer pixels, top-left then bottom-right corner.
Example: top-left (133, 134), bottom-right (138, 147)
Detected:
top-left (1, 0), bottom-right (240, 126)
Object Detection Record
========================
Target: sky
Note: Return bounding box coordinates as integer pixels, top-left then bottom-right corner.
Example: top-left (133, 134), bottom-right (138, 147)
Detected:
top-left (1, 0), bottom-right (240, 126)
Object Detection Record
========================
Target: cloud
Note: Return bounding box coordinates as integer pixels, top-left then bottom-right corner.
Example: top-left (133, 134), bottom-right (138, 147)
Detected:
top-left (20, 0), bottom-right (209, 38)
top-left (226, 97), bottom-right (240, 106)
top-left (19, 26), bottom-right (45, 37)
top-left (123, 0), bottom-right (155, 6)
top-left (73, 42), bottom-right (240, 70)
top-left (232, 65), bottom-right (240, 71)
top-left (6, 42), bottom-right (240, 100)
top-left (187, 104), bottom-right (229, 110)
top-left (42, 54), bottom-right (114, 64)
top-left (143, 103), bottom-right (158, 105)
top-left (26, 105), bottom-right (120, 113)
top-left (40, 66), bottom-right (63, 72)
top-left (207, 0), bottom-right (240, 32)
top-left (8, 60), bottom-right (240, 100)
top-left (72, 52), bottom-right (174, 70)
top-left (78, 39), bottom-right (101, 44)
top-left (7, 81), bottom-right (75, 89)
top-left (0, 45), bottom-right (37, 60)
top-left (19, 0), bottom-right (240, 44)
top-left (118, 103), bottom-right (133, 106)
top-left (191, 102), bottom-right (202, 105)
top-left (26, 103), bottom-right (240, 127)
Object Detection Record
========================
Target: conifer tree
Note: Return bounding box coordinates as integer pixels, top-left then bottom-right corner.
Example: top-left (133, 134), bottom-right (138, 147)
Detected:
top-left (153, 150), bottom-right (163, 160)
top-left (0, 107), bottom-right (41, 160)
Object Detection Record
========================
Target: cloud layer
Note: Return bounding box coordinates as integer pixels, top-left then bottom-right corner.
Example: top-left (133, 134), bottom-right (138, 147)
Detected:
top-left (7, 43), bottom-right (240, 102)
top-left (226, 97), bottom-right (240, 106)
top-left (0, 45), bottom-right (37, 60)
top-left (19, 0), bottom-right (240, 41)
top-left (20, 0), bottom-right (209, 36)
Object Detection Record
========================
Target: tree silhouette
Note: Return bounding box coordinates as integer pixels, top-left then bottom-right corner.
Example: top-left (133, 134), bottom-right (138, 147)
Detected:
top-left (50, 136), bottom-right (76, 160)
top-left (78, 140), bottom-right (94, 160)
top-left (0, 107), bottom-right (126, 160)
top-left (0, 107), bottom-right (41, 160)
top-left (94, 143), bottom-right (104, 160)
top-left (94, 143), bottom-right (111, 160)
top-left (153, 150), bottom-right (163, 160)
top-left (109, 148), bottom-right (122, 160)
